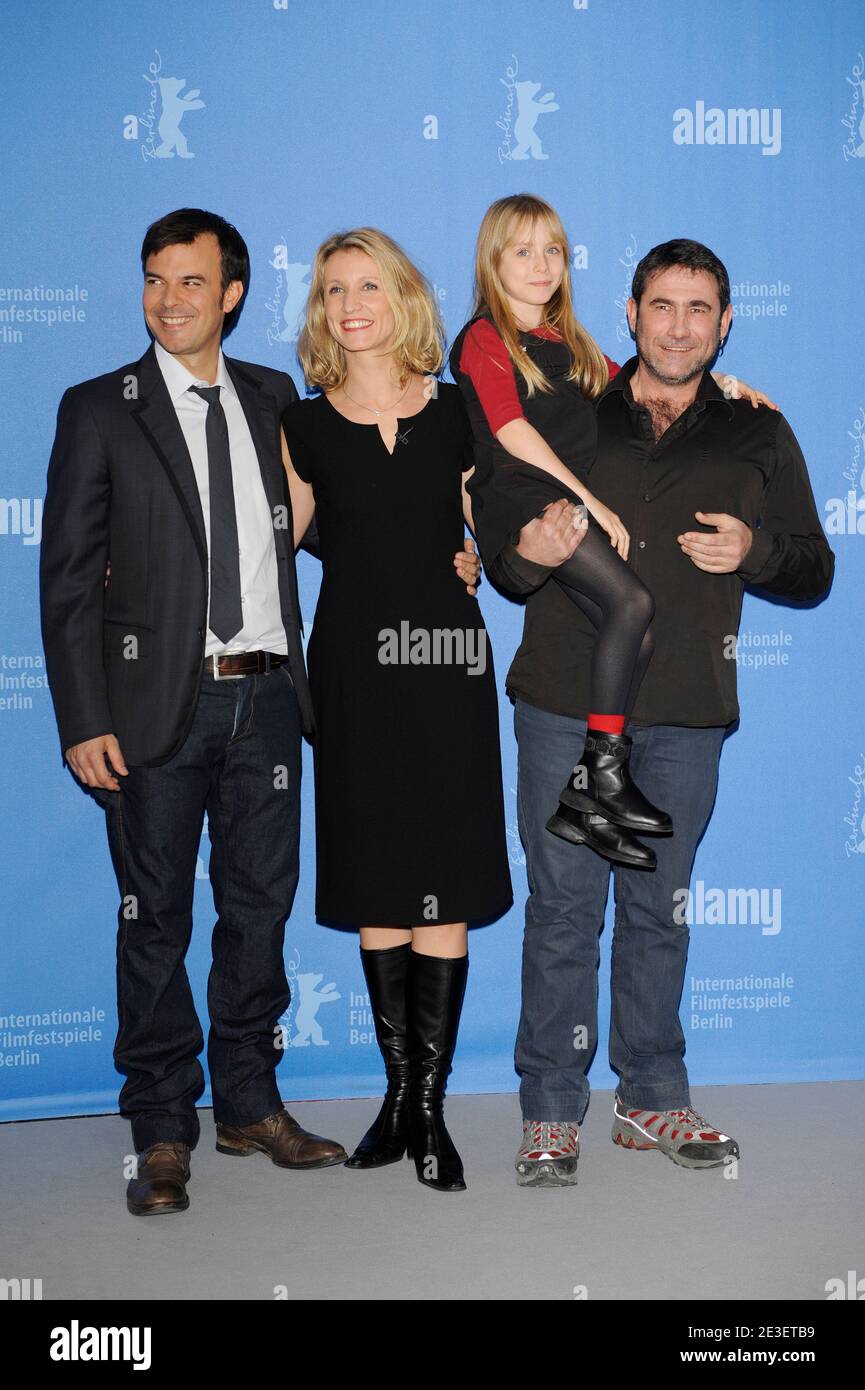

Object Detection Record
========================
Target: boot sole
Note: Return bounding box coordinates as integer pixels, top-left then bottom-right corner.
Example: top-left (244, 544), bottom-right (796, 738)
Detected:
top-left (344, 1151), bottom-right (407, 1169)
top-left (544, 813), bottom-right (587, 846)
top-left (546, 814), bottom-right (656, 870)
top-left (559, 786), bottom-right (673, 834)
top-left (414, 1174), bottom-right (467, 1192)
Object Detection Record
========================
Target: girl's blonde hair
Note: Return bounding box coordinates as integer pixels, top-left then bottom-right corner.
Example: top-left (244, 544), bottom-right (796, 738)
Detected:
top-left (470, 194), bottom-right (609, 399)
top-left (297, 227), bottom-right (445, 391)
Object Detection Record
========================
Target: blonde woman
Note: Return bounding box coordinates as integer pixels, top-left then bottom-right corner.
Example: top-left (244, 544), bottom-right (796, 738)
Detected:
top-left (280, 229), bottom-right (512, 1193)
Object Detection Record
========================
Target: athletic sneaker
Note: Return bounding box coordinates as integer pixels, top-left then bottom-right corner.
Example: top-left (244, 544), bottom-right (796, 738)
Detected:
top-left (612, 1095), bottom-right (739, 1169)
top-left (515, 1120), bottom-right (580, 1187)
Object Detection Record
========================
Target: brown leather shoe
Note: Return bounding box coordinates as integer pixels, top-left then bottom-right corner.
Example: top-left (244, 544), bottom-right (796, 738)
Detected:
top-left (126, 1141), bottom-right (190, 1216)
top-left (215, 1109), bottom-right (347, 1169)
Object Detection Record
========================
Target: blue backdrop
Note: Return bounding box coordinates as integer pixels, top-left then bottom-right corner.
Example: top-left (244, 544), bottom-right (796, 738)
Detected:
top-left (2, 0), bottom-right (863, 1122)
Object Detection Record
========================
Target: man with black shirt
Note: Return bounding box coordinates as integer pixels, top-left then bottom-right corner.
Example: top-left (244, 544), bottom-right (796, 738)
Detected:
top-left (489, 240), bottom-right (833, 1187)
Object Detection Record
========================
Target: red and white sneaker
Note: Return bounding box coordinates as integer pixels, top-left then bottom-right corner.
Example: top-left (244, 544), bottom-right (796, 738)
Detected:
top-left (515, 1120), bottom-right (580, 1187)
top-left (612, 1095), bottom-right (739, 1169)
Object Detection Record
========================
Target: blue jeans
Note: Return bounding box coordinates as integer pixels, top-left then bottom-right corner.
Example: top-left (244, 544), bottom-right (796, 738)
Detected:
top-left (513, 698), bottom-right (726, 1122)
top-left (93, 665), bottom-right (301, 1152)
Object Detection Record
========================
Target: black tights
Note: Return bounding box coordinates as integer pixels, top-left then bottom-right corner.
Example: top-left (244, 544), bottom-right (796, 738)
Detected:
top-left (553, 518), bottom-right (655, 719)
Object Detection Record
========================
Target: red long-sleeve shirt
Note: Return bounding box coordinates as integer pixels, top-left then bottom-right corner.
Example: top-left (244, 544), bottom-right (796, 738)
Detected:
top-left (458, 317), bottom-right (619, 435)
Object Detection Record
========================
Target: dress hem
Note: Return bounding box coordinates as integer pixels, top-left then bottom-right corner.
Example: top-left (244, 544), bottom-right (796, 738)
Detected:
top-left (313, 894), bottom-right (514, 930)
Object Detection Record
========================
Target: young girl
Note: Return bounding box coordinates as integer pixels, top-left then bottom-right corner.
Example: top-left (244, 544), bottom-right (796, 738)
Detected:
top-left (451, 195), bottom-right (762, 870)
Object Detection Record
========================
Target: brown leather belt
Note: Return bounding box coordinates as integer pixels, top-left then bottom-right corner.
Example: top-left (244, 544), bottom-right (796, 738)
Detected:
top-left (205, 650), bottom-right (290, 680)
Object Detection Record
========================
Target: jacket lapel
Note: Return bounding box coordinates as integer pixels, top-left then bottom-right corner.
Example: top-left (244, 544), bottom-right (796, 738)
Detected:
top-left (131, 344), bottom-right (208, 570)
top-left (129, 344), bottom-right (290, 574)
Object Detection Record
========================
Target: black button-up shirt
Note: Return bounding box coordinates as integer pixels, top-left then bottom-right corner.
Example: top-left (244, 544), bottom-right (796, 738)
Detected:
top-left (490, 357), bottom-right (834, 727)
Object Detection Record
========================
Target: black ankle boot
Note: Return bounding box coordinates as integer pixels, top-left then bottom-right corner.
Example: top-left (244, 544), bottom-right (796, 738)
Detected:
top-left (406, 951), bottom-right (468, 1193)
top-left (558, 730), bottom-right (672, 834)
top-left (546, 802), bottom-right (656, 870)
top-left (345, 943), bottom-right (411, 1169)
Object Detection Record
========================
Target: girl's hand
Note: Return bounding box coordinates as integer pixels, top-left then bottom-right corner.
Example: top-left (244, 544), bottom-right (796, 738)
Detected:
top-left (583, 494), bottom-right (629, 560)
top-left (711, 372), bottom-right (779, 411)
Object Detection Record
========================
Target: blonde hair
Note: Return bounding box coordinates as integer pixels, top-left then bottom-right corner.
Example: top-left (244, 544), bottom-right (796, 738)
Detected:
top-left (470, 194), bottom-right (609, 399)
top-left (297, 227), bottom-right (445, 391)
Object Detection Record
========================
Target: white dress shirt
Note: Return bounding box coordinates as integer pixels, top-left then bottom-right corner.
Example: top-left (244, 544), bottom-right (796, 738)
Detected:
top-left (154, 340), bottom-right (288, 657)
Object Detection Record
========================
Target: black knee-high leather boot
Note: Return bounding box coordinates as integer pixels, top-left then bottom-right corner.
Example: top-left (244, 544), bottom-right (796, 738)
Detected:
top-left (406, 951), bottom-right (468, 1193)
top-left (559, 729), bottom-right (672, 834)
top-left (345, 942), bottom-right (411, 1169)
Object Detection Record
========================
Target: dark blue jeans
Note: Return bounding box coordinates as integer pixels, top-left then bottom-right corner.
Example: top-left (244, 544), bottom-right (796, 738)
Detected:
top-left (93, 665), bottom-right (301, 1152)
top-left (514, 698), bottom-right (726, 1123)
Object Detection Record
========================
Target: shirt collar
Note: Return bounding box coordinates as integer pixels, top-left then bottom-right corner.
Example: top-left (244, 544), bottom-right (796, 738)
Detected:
top-left (153, 339), bottom-right (236, 405)
top-left (600, 355), bottom-right (735, 420)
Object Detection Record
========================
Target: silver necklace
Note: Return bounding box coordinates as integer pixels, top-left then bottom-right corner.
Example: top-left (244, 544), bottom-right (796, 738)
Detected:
top-left (341, 380), bottom-right (412, 417)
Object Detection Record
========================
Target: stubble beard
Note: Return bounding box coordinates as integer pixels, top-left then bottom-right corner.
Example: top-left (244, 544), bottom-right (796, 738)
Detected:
top-left (634, 320), bottom-right (723, 388)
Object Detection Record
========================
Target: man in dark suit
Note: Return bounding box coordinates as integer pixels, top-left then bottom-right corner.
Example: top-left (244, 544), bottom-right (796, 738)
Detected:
top-left (40, 208), bottom-right (351, 1215)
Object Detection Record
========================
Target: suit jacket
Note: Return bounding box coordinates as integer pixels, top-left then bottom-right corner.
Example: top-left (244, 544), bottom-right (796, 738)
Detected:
top-left (40, 342), bottom-right (314, 767)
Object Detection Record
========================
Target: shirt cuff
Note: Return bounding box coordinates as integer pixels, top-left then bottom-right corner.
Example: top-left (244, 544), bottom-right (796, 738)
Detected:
top-left (736, 526), bottom-right (775, 579)
top-left (488, 402), bottom-right (526, 435)
top-left (494, 542), bottom-right (552, 594)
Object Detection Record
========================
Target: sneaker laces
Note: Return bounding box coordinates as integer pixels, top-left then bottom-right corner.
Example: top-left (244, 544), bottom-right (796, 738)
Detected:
top-left (524, 1121), bottom-right (577, 1152)
top-left (668, 1105), bottom-right (707, 1126)
top-left (664, 1105), bottom-right (722, 1138)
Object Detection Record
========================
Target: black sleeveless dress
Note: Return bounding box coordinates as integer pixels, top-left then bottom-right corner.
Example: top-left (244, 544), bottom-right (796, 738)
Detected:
top-left (449, 314), bottom-right (598, 565)
top-left (281, 384), bottom-right (513, 928)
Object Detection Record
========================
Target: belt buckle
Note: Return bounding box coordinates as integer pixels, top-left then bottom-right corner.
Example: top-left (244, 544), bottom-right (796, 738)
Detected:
top-left (212, 654), bottom-right (246, 681)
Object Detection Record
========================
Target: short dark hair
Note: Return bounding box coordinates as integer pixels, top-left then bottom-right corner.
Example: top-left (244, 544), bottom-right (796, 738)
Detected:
top-left (631, 239), bottom-right (730, 314)
top-left (140, 208), bottom-right (250, 335)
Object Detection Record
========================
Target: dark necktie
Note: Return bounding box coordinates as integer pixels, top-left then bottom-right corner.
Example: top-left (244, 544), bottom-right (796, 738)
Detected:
top-left (190, 385), bottom-right (244, 643)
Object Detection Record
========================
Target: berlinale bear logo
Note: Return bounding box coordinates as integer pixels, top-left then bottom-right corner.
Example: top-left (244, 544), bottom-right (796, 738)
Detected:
top-left (512, 82), bottom-right (559, 160)
top-left (288, 973), bottom-right (341, 1047)
top-left (154, 77), bottom-right (205, 159)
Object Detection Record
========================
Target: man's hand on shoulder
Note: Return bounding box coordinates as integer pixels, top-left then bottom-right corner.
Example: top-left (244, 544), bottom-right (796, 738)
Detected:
top-left (678, 511), bottom-right (753, 573)
top-left (65, 734), bottom-right (129, 791)
top-left (515, 499), bottom-right (588, 567)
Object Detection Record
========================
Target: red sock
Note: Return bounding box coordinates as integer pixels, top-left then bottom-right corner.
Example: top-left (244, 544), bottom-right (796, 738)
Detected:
top-left (587, 713), bottom-right (626, 735)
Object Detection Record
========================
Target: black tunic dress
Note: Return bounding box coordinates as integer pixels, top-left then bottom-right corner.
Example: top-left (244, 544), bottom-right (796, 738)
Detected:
top-left (449, 314), bottom-right (598, 565)
top-left (281, 384), bottom-right (513, 928)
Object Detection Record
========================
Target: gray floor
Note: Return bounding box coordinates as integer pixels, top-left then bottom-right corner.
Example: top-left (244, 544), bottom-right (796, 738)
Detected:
top-left (1, 1082), bottom-right (861, 1301)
